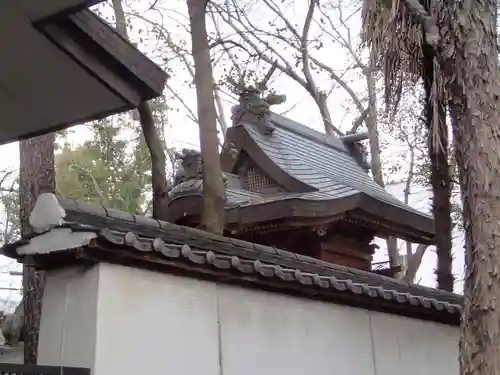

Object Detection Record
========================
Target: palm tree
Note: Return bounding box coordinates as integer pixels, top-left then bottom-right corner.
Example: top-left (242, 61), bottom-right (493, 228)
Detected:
top-left (361, 0), bottom-right (454, 292)
top-left (364, 0), bottom-right (500, 373)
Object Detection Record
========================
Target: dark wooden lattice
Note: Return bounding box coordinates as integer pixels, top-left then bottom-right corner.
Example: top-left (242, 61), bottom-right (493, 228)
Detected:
top-left (244, 165), bottom-right (283, 193)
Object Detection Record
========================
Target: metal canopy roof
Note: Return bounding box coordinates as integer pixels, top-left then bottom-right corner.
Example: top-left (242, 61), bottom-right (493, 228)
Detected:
top-left (0, 0), bottom-right (167, 145)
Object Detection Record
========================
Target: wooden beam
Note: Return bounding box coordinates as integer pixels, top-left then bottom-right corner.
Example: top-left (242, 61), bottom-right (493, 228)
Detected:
top-left (285, 215), bottom-right (344, 227)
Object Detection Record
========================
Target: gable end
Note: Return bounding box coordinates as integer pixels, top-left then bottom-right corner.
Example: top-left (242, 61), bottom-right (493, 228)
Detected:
top-left (236, 155), bottom-right (286, 194)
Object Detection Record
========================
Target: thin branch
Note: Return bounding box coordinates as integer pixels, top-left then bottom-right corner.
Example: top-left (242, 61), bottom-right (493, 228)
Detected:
top-left (227, 4), bottom-right (367, 125)
top-left (165, 83), bottom-right (198, 123)
top-left (215, 1), bottom-right (344, 134)
top-left (214, 6), bottom-right (309, 88)
top-left (258, 60), bottom-right (278, 90)
top-left (316, 2), bottom-right (365, 70)
top-left (300, 0), bottom-right (339, 135)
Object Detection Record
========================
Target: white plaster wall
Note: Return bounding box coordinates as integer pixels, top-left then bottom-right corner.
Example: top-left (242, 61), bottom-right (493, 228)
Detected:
top-left (218, 286), bottom-right (458, 375)
top-left (39, 263), bottom-right (459, 375)
top-left (93, 264), bottom-right (221, 375)
top-left (38, 266), bottom-right (100, 370)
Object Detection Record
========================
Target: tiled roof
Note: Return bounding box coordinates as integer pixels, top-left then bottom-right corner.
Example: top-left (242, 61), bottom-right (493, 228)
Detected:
top-left (245, 113), bottom-right (431, 219)
top-left (3, 195), bottom-right (462, 325)
top-left (169, 113), bottom-right (433, 240)
top-left (98, 228), bottom-right (461, 316)
top-left (169, 174), bottom-right (264, 207)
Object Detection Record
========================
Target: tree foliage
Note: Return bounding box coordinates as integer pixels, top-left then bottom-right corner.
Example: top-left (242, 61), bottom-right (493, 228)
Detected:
top-left (56, 119), bottom-right (152, 214)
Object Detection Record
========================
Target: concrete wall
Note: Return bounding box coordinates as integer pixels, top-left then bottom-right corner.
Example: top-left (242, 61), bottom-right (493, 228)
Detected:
top-left (38, 263), bottom-right (459, 375)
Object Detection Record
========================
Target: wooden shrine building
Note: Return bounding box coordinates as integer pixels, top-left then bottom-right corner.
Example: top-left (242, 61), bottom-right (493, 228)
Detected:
top-left (168, 89), bottom-right (434, 276)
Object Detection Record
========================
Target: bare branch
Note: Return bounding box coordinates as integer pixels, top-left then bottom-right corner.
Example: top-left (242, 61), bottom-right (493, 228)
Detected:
top-left (316, 2), bottom-right (365, 70)
top-left (215, 0), bottom-right (343, 135)
top-left (213, 81), bottom-right (228, 137)
top-left (214, 6), bottom-right (309, 88)
top-left (351, 108), bottom-right (369, 132)
top-left (403, 244), bottom-right (429, 283)
top-left (300, 0), bottom-right (340, 135)
top-left (258, 60), bottom-right (278, 91)
top-left (165, 83), bottom-right (198, 123)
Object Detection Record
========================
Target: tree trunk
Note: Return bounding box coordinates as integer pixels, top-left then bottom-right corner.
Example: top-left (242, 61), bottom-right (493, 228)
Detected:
top-left (422, 43), bottom-right (454, 292)
top-left (19, 133), bottom-right (55, 364)
top-left (187, 0), bottom-right (225, 235)
top-left (315, 92), bottom-right (336, 136)
top-left (365, 70), bottom-right (383, 187)
top-left (443, 0), bottom-right (500, 372)
top-left (137, 103), bottom-right (170, 220)
top-left (112, 0), bottom-right (169, 221)
top-left (364, 63), bottom-right (399, 270)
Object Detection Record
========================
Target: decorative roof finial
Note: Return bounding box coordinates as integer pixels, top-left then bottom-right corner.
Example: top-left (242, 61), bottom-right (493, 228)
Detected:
top-left (341, 131), bottom-right (371, 172)
top-left (230, 86), bottom-right (286, 135)
top-left (173, 148), bottom-right (203, 185)
top-left (172, 148), bottom-right (229, 193)
top-left (228, 62), bottom-right (286, 135)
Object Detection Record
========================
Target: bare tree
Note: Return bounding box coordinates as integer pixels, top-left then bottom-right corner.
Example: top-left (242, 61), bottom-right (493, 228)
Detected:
top-left (381, 87), bottom-right (431, 282)
top-left (125, 7), bottom-right (230, 139)
top-left (213, 0), bottom-right (340, 135)
top-left (186, 0), bottom-right (226, 234)
top-left (112, 0), bottom-right (169, 221)
top-left (212, 0), bottom-right (405, 268)
top-left (362, 0), bottom-right (454, 291)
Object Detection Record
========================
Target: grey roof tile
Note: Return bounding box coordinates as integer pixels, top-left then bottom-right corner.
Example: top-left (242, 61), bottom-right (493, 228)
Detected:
top-left (240, 114), bottom-right (430, 220)
top-left (88, 228), bottom-right (461, 318)
top-left (169, 177), bottom-right (296, 209)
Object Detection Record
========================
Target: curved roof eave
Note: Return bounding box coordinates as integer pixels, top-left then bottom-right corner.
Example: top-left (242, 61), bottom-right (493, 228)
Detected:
top-left (224, 125), bottom-right (317, 193)
top-left (225, 194), bottom-right (434, 243)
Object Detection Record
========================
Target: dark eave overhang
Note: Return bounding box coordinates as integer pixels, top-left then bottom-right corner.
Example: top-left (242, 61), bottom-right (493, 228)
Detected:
top-left (0, 4), bottom-right (167, 144)
top-left (38, 10), bottom-right (167, 102)
top-left (167, 193), bottom-right (434, 244)
top-left (19, 0), bottom-right (102, 22)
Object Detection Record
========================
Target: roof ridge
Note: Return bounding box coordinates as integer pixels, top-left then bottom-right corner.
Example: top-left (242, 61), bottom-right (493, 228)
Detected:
top-left (269, 112), bottom-right (349, 154)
